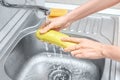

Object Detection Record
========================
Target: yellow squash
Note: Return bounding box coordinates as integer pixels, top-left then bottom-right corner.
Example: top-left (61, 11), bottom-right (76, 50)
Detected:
top-left (36, 30), bottom-right (76, 48)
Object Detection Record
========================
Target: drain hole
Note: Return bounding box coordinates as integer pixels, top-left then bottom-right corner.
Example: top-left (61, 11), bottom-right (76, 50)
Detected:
top-left (49, 65), bottom-right (71, 80)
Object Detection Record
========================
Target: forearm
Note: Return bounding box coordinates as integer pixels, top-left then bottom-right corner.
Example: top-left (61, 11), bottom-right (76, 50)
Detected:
top-left (103, 45), bottom-right (120, 61)
top-left (65, 0), bottom-right (120, 22)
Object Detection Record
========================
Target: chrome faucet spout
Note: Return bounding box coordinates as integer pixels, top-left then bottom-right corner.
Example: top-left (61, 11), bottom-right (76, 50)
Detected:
top-left (0, 0), bottom-right (50, 15)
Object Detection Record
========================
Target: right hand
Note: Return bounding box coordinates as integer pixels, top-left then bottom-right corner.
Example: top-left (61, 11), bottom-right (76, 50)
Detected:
top-left (39, 16), bottom-right (71, 33)
top-left (61, 37), bottom-right (106, 59)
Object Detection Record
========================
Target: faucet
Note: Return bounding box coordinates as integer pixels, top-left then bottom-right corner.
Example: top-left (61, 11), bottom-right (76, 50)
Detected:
top-left (0, 0), bottom-right (50, 15)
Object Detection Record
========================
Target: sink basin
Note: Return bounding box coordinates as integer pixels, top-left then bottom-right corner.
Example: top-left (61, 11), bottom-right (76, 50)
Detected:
top-left (1, 13), bottom-right (116, 80)
top-left (4, 32), bottom-right (105, 80)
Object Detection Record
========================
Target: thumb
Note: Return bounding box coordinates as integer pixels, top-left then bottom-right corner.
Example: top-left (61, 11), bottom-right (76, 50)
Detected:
top-left (40, 23), bottom-right (55, 33)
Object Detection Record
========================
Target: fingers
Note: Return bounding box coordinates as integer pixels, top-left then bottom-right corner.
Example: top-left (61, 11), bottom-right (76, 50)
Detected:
top-left (71, 49), bottom-right (92, 59)
top-left (74, 54), bottom-right (89, 59)
top-left (39, 16), bottom-right (70, 33)
top-left (40, 20), bottom-right (51, 29)
top-left (39, 20), bottom-right (51, 33)
top-left (39, 20), bottom-right (54, 33)
top-left (70, 48), bottom-right (104, 59)
top-left (74, 53), bottom-right (103, 59)
top-left (39, 19), bottom-right (62, 33)
top-left (61, 37), bottom-right (84, 43)
top-left (64, 22), bottom-right (71, 28)
top-left (70, 49), bottom-right (93, 59)
top-left (71, 49), bottom-right (90, 56)
top-left (64, 44), bottom-right (81, 52)
top-left (53, 23), bottom-right (71, 31)
top-left (40, 23), bottom-right (54, 33)
top-left (62, 37), bottom-right (104, 59)
top-left (53, 27), bottom-right (62, 31)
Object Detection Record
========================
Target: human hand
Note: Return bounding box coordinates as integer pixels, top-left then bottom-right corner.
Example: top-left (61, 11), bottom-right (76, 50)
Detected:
top-left (61, 37), bottom-right (106, 59)
top-left (39, 16), bottom-right (71, 33)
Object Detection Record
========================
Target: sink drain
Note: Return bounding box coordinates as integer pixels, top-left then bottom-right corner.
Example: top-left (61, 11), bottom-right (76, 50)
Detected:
top-left (49, 65), bottom-right (71, 80)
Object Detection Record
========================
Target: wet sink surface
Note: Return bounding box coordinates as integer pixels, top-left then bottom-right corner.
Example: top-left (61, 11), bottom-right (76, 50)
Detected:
top-left (4, 33), bottom-right (105, 80)
top-left (0, 10), bottom-right (117, 80)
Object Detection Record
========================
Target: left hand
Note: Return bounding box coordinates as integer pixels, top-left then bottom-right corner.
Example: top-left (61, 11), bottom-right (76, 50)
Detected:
top-left (61, 37), bottom-right (106, 59)
top-left (40, 16), bottom-right (71, 33)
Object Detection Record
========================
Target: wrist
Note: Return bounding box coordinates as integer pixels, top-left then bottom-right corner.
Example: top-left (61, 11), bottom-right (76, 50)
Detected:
top-left (102, 44), bottom-right (113, 59)
top-left (103, 45), bottom-right (118, 60)
top-left (102, 45), bottom-right (120, 61)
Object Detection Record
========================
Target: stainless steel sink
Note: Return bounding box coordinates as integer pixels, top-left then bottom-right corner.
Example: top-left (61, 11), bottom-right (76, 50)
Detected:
top-left (0, 0), bottom-right (119, 79)
top-left (4, 32), bottom-right (105, 80)
top-left (0, 12), bottom-right (118, 80)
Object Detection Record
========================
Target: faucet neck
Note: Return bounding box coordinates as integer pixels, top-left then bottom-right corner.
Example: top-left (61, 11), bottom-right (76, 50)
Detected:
top-left (0, 0), bottom-right (50, 16)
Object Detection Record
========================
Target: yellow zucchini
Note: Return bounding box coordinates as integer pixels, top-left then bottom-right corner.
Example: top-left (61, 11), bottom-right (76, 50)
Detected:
top-left (35, 30), bottom-right (76, 48)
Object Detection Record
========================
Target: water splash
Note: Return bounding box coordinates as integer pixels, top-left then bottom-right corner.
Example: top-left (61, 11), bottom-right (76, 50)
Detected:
top-left (44, 42), bottom-right (52, 57)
